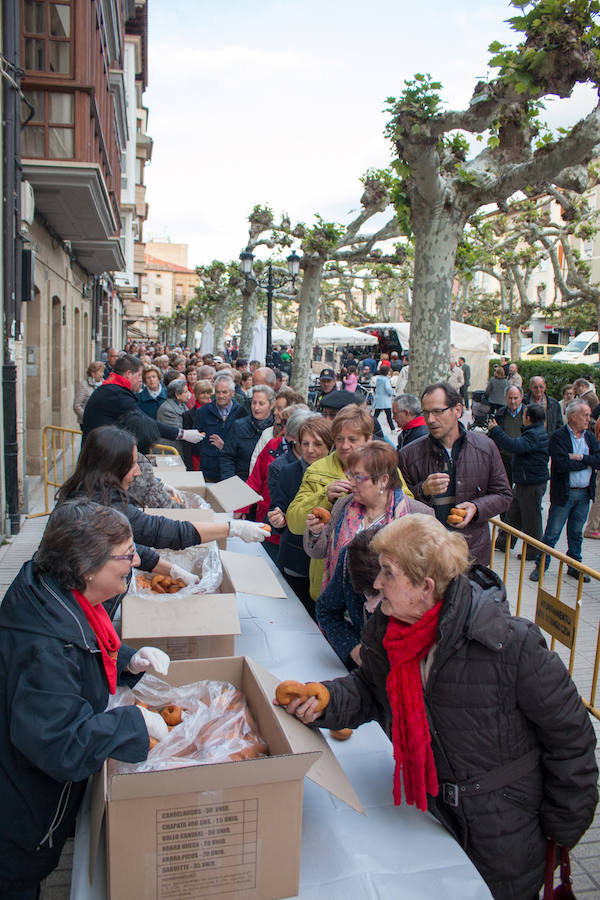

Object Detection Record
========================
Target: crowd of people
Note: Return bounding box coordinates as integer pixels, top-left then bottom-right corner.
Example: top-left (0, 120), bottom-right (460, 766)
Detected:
top-left (0, 338), bottom-right (597, 899)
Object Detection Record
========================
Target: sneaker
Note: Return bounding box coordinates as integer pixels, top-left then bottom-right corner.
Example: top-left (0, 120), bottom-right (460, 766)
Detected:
top-left (567, 566), bottom-right (591, 583)
top-left (529, 568), bottom-right (540, 582)
top-left (584, 531), bottom-right (600, 539)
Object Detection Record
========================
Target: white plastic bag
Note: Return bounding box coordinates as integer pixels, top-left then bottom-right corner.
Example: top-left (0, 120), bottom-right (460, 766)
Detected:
top-left (131, 541), bottom-right (223, 597)
top-left (111, 675), bottom-right (268, 773)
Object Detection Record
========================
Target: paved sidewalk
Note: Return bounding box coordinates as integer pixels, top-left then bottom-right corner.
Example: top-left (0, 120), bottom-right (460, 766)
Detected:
top-left (0, 497), bottom-right (599, 897)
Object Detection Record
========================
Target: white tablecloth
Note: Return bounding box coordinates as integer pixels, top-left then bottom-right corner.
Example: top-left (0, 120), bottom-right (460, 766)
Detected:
top-left (70, 538), bottom-right (491, 899)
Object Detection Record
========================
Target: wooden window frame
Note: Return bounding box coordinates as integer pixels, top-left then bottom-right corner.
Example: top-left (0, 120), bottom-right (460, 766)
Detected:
top-left (23, 0), bottom-right (73, 78)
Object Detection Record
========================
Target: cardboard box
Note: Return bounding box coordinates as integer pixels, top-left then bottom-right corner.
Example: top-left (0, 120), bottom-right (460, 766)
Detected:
top-left (94, 657), bottom-right (363, 900)
top-left (152, 453), bottom-right (186, 471)
top-left (122, 550), bottom-right (286, 660)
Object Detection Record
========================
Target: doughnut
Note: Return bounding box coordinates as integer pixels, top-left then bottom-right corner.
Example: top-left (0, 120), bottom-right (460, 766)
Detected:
top-left (149, 737), bottom-right (159, 750)
top-left (312, 507), bottom-right (331, 524)
top-left (275, 680), bottom-right (330, 711)
top-left (275, 680), bottom-right (309, 706)
top-left (447, 514), bottom-right (463, 526)
top-left (229, 741), bottom-right (269, 761)
top-left (450, 507), bottom-right (467, 519)
top-left (330, 728), bottom-right (353, 741)
top-left (135, 700), bottom-right (149, 710)
top-left (151, 575), bottom-right (167, 594)
top-left (160, 704), bottom-right (183, 726)
top-left (305, 682), bottom-right (330, 711)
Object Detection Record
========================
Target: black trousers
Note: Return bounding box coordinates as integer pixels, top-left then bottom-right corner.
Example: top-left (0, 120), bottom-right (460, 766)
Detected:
top-left (496, 483), bottom-right (545, 559)
top-left (374, 408), bottom-right (394, 429)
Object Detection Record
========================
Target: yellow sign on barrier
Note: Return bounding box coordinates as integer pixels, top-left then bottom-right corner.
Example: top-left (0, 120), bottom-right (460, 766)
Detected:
top-left (535, 589), bottom-right (577, 649)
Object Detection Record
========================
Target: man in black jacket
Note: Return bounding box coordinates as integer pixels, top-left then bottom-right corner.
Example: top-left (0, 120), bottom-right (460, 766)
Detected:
top-left (530, 399), bottom-right (600, 581)
top-left (82, 354), bottom-right (203, 448)
top-left (194, 374), bottom-right (245, 481)
top-left (488, 403), bottom-right (549, 559)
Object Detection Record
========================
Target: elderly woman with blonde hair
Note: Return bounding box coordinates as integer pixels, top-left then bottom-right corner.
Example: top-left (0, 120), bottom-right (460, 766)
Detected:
top-left (277, 514), bottom-right (597, 900)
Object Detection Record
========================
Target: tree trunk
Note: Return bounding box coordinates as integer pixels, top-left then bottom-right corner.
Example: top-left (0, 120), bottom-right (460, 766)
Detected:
top-left (291, 259), bottom-right (324, 398)
top-left (239, 283), bottom-right (258, 359)
top-left (213, 295), bottom-right (229, 356)
top-left (407, 213), bottom-right (467, 394)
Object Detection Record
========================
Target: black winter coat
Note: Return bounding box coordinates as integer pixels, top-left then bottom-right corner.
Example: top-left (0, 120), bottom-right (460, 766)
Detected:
top-left (488, 422), bottom-right (549, 485)
top-left (316, 566), bottom-right (598, 900)
top-left (81, 382), bottom-right (178, 441)
top-left (194, 400), bottom-right (245, 481)
top-left (220, 413), bottom-right (275, 481)
top-left (549, 424), bottom-right (600, 505)
top-left (0, 563), bottom-right (148, 891)
top-left (104, 489), bottom-right (201, 552)
top-left (268, 454), bottom-right (307, 575)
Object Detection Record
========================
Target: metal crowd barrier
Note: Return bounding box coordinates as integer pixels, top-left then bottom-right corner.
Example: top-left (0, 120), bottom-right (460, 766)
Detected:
top-left (27, 425), bottom-right (81, 518)
top-left (490, 517), bottom-right (600, 720)
top-left (149, 443), bottom-right (180, 456)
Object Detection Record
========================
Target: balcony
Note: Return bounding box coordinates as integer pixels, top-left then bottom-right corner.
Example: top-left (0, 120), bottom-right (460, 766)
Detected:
top-left (22, 160), bottom-right (126, 273)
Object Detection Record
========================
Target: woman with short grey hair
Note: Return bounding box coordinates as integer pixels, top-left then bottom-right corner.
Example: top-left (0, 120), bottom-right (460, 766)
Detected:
top-left (156, 377), bottom-right (190, 458)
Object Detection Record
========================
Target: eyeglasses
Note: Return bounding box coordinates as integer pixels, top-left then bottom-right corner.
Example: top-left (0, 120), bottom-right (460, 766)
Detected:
top-left (110, 551), bottom-right (137, 564)
top-left (422, 406), bottom-right (452, 419)
top-left (347, 472), bottom-right (377, 484)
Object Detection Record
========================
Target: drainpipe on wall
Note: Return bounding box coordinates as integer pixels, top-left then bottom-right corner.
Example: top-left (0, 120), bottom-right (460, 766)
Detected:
top-left (2, 0), bottom-right (23, 535)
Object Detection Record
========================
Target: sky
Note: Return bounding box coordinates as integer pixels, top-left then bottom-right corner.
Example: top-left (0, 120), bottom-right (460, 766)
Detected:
top-left (143, 0), bottom-right (598, 269)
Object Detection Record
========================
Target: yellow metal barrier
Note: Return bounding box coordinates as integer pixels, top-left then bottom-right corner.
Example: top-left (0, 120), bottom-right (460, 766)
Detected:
top-left (27, 425), bottom-right (82, 518)
top-left (150, 443), bottom-right (180, 456)
top-left (490, 517), bottom-right (600, 720)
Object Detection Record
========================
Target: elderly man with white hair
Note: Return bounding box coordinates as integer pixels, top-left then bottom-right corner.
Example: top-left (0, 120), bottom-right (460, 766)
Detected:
top-left (194, 373), bottom-right (244, 481)
top-left (530, 398), bottom-right (600, 582)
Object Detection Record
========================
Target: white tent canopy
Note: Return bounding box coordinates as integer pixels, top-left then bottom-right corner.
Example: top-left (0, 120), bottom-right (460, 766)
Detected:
top-left (271, 327), bottom-right (295, 345)
top-left (249, 315), bottom-right (267, 363)
top-left (358, 321), bottom-right (492, 390)
top-left (312, 323), bottom-right (378, 346)
top-left (199, 322), bottom-right (214, 355)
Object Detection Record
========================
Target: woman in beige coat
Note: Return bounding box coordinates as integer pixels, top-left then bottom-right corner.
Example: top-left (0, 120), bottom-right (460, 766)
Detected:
top-left (73, 361), bottom-right (105, 425)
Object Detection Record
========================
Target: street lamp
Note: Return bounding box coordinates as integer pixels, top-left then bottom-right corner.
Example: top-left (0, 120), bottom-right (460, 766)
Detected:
top-left (239, 248), bottom-right (301, 366)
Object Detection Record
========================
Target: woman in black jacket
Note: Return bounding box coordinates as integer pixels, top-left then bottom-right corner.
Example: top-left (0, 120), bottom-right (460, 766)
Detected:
top-left (56, 427), bottom-right (268, 584)
top-left (221, 385), bottom-right (275, 481)
top-left (0, 501), bottom-right (172, 899)
top-left (277, 514), bottom-right (598, 900)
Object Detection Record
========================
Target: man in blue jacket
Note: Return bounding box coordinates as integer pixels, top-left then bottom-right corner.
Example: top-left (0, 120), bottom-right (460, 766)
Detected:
top-left (487, 403), bottom-right (549, 559)
top-left (194, 373), bottom-right (245, 481)
top-left (529, 399), bottom-right (600, 582)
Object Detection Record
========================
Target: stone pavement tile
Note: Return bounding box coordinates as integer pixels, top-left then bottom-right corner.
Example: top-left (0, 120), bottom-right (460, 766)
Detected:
top-left (572, 872), bottom-right (600, 892)
top-left (573, 841), bottom-right (600, 860)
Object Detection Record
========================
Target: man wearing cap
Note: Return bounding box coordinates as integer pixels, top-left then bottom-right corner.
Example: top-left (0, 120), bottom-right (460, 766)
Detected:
top-left (315, 368), bottom-right (337, 410)
top-left (319, 390), bottom-right (387, 442)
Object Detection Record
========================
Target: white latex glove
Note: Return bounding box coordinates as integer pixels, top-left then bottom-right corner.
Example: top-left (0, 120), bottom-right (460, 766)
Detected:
top-left (138, 705), bottom-right (169, 742)
top-left (182, 429), bottom-right (204, 444)
top-left (169, 563), bottom-right (200, 586)
top-left (228, 520), bottom-right (268, 543)
top-left (128, 646), bottom-right (170, 675)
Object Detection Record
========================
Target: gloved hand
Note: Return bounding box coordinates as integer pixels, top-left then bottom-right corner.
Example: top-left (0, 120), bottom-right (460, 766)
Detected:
top-left (182, 429), bottom-right (204, 444)
top-left (128, 646), bottom-right (170, 675)
top-left (137, 704), bottom-right (169, 742)
top-left (228, 520), bottom-right (268, 543)
top-left (169, 563), bottom-right (200, 586)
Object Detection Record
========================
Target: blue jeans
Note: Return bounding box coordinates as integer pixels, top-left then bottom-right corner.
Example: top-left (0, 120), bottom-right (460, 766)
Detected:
top-left (536, 487), bottom-right (590, 569)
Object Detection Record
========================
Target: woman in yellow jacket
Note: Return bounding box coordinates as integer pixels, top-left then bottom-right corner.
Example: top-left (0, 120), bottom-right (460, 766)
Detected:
top-left (287, 405), bottom-right (411, 599)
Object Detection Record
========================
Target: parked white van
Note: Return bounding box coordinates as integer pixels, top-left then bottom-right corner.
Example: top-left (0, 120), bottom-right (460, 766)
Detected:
top-left (552, 331), bottom-right (599, 365)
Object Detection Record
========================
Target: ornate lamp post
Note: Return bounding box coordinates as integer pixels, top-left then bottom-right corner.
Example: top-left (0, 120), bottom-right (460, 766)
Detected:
top-left (239, 248), bottom-right (301, 366)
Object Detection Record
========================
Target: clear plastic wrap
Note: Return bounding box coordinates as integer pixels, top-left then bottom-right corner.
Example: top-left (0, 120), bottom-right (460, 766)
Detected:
top-left (131, 541), bottom-right (223, 597)
top-left (110, 675), bottom-right (269, 773)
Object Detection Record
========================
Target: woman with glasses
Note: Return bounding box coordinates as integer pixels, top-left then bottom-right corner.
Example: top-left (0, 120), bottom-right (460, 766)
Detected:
top-left (304, 441), bottom-right (429, 597)
top-left (57, 426), bottom-right (268, 614)
top-left (0, 501), bottom-right (175, 899)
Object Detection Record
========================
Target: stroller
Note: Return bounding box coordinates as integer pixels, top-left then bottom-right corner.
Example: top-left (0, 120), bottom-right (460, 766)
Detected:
top-left (469, 390), bottom-right (491, 433)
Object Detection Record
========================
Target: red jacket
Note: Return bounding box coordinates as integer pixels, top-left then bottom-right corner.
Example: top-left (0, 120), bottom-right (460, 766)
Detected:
top-left (238, 437), bottom-right (284, 543)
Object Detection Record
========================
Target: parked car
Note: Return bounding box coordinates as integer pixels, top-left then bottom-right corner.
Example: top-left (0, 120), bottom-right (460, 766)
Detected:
top-left (520, 343), bottom-right (565, 361)
top-left (552, 331), bottom-right (599, 365)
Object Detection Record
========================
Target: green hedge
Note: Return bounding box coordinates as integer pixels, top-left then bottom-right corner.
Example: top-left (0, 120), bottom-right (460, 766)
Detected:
top-left (488, 359), bottom-right (599, 400)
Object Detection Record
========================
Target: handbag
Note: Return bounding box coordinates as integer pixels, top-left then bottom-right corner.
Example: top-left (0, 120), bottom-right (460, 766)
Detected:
top-left (543, 840), bottom-right (577, 899)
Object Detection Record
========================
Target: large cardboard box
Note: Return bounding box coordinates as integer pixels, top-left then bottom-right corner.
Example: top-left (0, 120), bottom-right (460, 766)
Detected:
top-left (152, 453), bottom-right (186, 472)
top-left (122, 550), bottom-right (286, 660)
top-left (95, 657), bottom-right (363, 900)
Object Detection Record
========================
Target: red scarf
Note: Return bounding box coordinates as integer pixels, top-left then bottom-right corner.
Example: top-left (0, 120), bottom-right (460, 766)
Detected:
top-left (103, 372), bottom-right (132, 391)
top-left (73, 589), bottom-right (121, 693)
top-left (383, 601), bottom-right (443, 810)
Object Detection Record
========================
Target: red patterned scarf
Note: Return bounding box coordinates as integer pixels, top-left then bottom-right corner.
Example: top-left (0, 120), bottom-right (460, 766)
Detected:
top-left (73, 590), bottom-right (121, 693)
top-left (383, 601), bottom-right (443, 810)
top-left (103, 372), bottom-right (132, 391)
